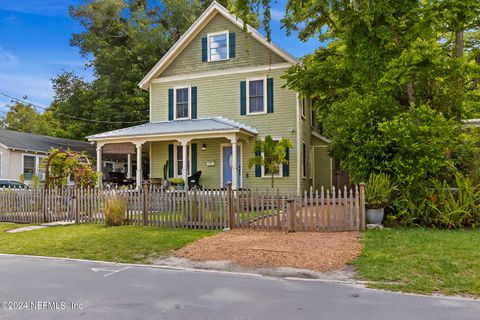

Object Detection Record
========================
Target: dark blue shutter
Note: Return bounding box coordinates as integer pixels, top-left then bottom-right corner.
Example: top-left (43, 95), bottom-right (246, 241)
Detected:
top-left (283, 147), bottom-right (289, 177)
top-left (267, 78), bottom-right (274, 113)
top-left (201, 36), bottom-right (207, 62)
top-left (191, 86), bottom-right (197, 119)
top-left (191, 143), bottom-right (197, 174)
top-left (168, 89), bottom-right (174, 121)
top-left (229, 32), bottom-right (235, 58)
top-left (168, 144), bottom-right (174, 178)
top-left (255, 149), bottom-right (261, 177)
top-left (240, 81), bottom-right (246, 115)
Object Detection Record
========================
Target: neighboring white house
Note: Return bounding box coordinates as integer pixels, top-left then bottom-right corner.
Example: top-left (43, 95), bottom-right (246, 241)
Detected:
top-left (0, 129), bottom-right (127, 184)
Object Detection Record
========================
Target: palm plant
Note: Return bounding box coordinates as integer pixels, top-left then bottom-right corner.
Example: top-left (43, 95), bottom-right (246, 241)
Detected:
top-left (248, 135), bottom-right (292, 188)
top-left (365, 172), bottom-right (398, 209)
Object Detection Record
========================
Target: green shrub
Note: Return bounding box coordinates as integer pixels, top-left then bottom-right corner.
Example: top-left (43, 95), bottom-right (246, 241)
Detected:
top-left (365, 173), bottom-right (397, 209)
top-left (105, 196), bottom-right (128, 226)
top-left (392, 175), bottom-right (480, 229)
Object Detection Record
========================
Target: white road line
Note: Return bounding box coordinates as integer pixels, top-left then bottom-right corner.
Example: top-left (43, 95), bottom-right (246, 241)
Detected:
top-left (91, 266), bottom-right (130, 277)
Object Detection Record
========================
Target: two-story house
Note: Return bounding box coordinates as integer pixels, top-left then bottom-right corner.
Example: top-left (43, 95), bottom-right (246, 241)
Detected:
top-left (87, 1), bottom-right (333, 193)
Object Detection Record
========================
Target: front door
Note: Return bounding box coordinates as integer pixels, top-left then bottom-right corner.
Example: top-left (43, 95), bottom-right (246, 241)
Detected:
top-left (222, 146), bottom-right (241, 188)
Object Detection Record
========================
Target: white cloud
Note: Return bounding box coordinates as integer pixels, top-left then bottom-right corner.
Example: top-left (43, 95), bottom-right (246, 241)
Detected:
top-left (0, 73), bottom-right (52, 108)
top-left (270, 8), bottom-right (284, 22)
top-left (0, 46), bottom-right (18, 65)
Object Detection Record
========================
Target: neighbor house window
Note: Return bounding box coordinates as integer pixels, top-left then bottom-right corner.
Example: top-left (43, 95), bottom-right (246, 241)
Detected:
top-left (311, 109), bottom-right (316, 128)
top-left (176, 145), bottom-right (191, 177)
top-left (174, 87), bottom-right (190, 120)
top-left (247, 78), bottom-right (267, 114)
top-left (23, 155), bottom-right (36, 181)
top-left (261, 139), bottom-right (283, 178)
top-left (302, 143), bottom-right (307, 178)
top-left (208, 31), bottom-right (228, 61)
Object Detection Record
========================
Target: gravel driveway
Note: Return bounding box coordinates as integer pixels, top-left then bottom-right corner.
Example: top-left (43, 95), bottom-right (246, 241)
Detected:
top-left (176, 229), bottom-right (361, 271)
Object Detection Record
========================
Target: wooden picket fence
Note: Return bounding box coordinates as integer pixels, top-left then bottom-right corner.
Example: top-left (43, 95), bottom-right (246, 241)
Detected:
top-left (0, 184), bottom-right (365, 232)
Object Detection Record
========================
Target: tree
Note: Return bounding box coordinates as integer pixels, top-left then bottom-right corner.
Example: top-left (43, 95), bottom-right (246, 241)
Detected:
top-left (248, 135), bottom-right (292, 188)
top-left (1, 101), bottom-right (42, 133)
top-left (0, 101), bottom-right (64, 136)
top-left (48, 0), bottom-right (230, 139)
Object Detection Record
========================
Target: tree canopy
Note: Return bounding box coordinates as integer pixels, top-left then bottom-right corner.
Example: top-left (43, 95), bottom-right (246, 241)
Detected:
top-left (44, 0), bottom-right (228, 140)
top-left (233, 0), bottom-right (480, 187)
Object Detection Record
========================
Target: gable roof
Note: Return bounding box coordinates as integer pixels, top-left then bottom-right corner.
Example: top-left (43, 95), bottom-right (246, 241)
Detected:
top-left (0, 129), bottom-right (95, 155)
top-left (87, 117), bottom-right (257, 141)
top-left (138, 1), bottom-right (298, 90)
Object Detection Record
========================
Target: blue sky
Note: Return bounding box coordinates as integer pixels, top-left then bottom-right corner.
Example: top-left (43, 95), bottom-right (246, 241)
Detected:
top-left (0, 0), bottom-right (320, 112)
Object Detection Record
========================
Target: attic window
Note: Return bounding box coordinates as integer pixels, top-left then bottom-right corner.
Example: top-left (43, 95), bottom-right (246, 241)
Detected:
top-left (208, 31), bottom-right (229, 61)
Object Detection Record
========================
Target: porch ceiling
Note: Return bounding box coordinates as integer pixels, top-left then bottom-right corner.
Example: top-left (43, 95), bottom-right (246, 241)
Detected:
top-left (87, 117), bottom-right (257, 144)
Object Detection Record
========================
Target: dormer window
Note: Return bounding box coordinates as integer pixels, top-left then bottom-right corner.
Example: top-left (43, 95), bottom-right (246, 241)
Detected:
top-left (208, 31), bottom-right (229, 61)
top-left (174, 86), bottom-right (191, 120)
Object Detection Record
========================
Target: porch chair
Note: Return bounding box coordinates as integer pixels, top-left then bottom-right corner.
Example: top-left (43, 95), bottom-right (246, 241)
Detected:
top-left (188, 171), bottom-right (202, 189)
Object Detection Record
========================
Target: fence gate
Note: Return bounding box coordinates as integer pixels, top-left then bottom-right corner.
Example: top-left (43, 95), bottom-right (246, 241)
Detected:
top-left (229, 185), bottom-right (364, 232)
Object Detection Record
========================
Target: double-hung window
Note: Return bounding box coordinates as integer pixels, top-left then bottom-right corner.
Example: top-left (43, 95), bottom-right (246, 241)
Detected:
top-left (208, 31), bottom-right (229, 61)
top-left (302, 143), bottom-right (307, 178)
top-left (301, 97), bottom-right (307, 119)
top-left (176, 145), bottom-right (191, 177)
top-left (23, 155), bottom-right (36, 181)
top-left (174, 87), bottom-right (190, 120)
top-left (247, 78), bottom-right (267, 114)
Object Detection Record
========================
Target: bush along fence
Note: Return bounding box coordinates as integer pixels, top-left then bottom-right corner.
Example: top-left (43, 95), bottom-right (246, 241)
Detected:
top-left (0, 183), bottom-right (366, 232)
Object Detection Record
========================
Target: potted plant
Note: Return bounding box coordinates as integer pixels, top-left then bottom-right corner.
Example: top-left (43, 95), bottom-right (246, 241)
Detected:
top-left (365, 172), bottom-right (397, 225)
top-left (169, 177), bottom-right (185, 190)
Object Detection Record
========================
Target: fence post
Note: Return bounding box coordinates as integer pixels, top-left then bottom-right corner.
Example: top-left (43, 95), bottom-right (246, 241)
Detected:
top-left (42, 188), bottom-right (47, 223)
top-left (143, 181), bottom-right (148, 226)
top-left (74, 188), bottom-right (79, 224)
top-left (226, 183), bottom-right (234, 229)
top-left (359, 182), bottom-right (366, 231)
top-left (287, 199), bottom-right (295, 233)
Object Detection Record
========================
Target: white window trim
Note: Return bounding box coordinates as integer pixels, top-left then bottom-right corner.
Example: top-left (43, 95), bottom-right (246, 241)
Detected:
top-left (21, 154), bottom-right (46, 181)
top-left (173, 85), bottom-right (192, 120)
top-left (260, 137), bottom-right (283, 178)
top-left (173, 143), bottom-right (192, 178)
top-left (207, 30), bottom-right (229, 62)
top-left (246, 77), bottom-right (268, 115)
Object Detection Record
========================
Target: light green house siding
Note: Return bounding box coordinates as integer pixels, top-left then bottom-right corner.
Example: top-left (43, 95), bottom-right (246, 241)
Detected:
top-left (147, 11), bottom-right (333, 192)
top-left (160, 14), bottom-right (287, 78)
top-left (312, 146), bottom-right (332, 190)
top-left (150, 66), bottom-right (298, 191)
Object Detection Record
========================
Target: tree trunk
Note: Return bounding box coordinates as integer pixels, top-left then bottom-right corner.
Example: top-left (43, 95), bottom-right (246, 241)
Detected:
top-left (406, 81), bottom-right (415, 107)
top-left (271, 172), bottom-right (274, 188)
top-left (455, 30), bottom-right (464, 58)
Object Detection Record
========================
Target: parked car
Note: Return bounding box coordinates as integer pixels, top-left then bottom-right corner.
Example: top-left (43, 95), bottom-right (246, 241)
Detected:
top-left (0, 180), bottom-right (30, 189)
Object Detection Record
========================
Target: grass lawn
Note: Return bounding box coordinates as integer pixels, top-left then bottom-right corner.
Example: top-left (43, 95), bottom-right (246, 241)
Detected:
top-left (354, 228), bottom-right (480, 297)
top-left (0, 223), bottom-right (216, 264)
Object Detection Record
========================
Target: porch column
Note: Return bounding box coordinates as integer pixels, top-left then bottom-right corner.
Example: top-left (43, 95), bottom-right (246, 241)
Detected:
top-left (230, 135), bottom-right (238, 190)
top-left (135, 142), bottom-right (143, 188)
top-left (96, 144), bottom-right (103, 187)
top-left (127, 153), bottom-right (132, 179)
top-left (181, 140), bottom-right (189, 187)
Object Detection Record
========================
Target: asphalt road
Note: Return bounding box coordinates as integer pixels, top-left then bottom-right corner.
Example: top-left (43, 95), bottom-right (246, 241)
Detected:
top-left (0, 255), bottom-right (478, 320)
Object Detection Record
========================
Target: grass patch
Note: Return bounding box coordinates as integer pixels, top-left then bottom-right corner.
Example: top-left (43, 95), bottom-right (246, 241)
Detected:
top-left (353, 228), bottom-right (480, 296)
top-left (0, 223), bottom-right (216, 264)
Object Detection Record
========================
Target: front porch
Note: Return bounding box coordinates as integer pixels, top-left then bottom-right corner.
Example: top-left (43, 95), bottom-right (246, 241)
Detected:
top-left (87, 118), bottom-right (258, 190)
